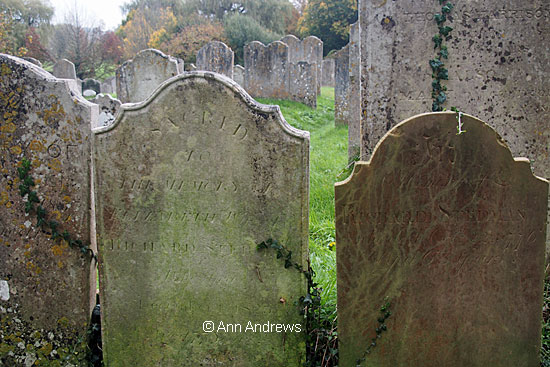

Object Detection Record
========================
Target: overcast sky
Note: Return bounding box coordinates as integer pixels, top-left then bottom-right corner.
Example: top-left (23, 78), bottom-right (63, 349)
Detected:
top-left (49, 0), bottom-right (127, 31)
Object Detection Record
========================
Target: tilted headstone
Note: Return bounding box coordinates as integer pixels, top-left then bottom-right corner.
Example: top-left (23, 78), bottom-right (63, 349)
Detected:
top-left (321, 58), bottom-right (335, 87)
top-left (0, 54), bottom-right (97, 365)
top-left (196, 41), bottom-right (234, 79)
top-left (52, 58), bottom-right (77, 80)
top-left (93, 72), bottom-right (309, 366)
top-left (244, 41), bottom-right (290, 99)
top-left (348, 22), bottom-right (361, 160)
top-left (92, 93), bottom-right (121, 127)
top-left (336, 112), bottom-right (548, 367)
top-left (233, 64), bottom-right (244, 86)
top-left (334, 44), bottom-right (350, 126)
top-left (289, 61), bottom-right (317, 108)
top-left (82, 78), bottom-right (101, 94)
top-left (116, 48), bottom-right (181, 103)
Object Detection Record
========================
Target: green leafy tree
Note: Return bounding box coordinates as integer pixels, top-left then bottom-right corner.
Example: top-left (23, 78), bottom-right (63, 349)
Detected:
top-left (297, 0), bottom-right (357, 55)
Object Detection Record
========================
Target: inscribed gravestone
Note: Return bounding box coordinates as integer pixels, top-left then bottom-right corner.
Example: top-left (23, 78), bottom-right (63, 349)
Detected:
top-left (52, 58), bottom-right (76, 80)
top-left (334, 44), bottom-right (350, 126)
top-left (289, 61), bottom-right (317, 108)
top-left (0, 54), bottom-right (97, 365)
top-left (233, 64), bottom-right (244, 86)
top-left (348, 22), bottom-right (361, 160)
top-left (321, 58), bottom-right (335, 87)
top-left (196, 41), bottom-right (234, 79)
top-left (116, 49), bottom-right (181, 103)
top-left (93, 72), bottom-right (309, 366)
top-left (244, 41), bottom-right (290, 99)
top-left (336, 112), bottom-right (548, 367)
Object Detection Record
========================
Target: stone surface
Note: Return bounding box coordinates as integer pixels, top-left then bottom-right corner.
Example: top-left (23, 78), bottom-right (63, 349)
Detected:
top-left (0, 54), bottom-right (97, 365)
top-left (289, 61), bottom-right (317, 108)
top-left (52, 58), bottom-right (77, 80)
top-left (83, 89), bottom-right (97, 98)
top-left (321, 58), bottom-right (335, 87)
top-left (336, 112), bottom-right (548, 367)
top-left (22, 57), bottom-right (41, 67)
top-left (244, 41), bottom-right (290, 99)
top-left (233, 65), bottom-right (244, 86)
top-left (82, 78), bottom-right (101, 94)
top-left (281, 35), bottom-right (323, 93)
top-left (116, 49), bottom-right (181, 103)
top-left (334, 44), bottom-right (350, 126)
top-left (196, 41), bottom-right (234, 79)
top-left (93, 72), bottom-right (309, 366)
top-left (92, 93), bottom-right (122, 127)
top-left (348, 22), bottom-right (361, 160)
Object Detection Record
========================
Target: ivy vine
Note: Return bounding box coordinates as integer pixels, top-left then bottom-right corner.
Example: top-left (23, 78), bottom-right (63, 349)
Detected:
top-left (17, 157), bottom-right (97, 261)
top-left (356, 298), bottom-right (392, 366)
top-left (430, 0), bottom-right (454, 112)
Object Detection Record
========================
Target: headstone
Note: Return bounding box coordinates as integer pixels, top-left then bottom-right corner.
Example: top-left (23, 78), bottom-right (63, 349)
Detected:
top-left (176, 58), bottom-right (184, 74)
top-left (348, 22), bottom-right (361, 160)
top-left (196, 41), bottom-right (234, 79)
top-left (289, 61), bottom-right (317, 108)
top-left (22, 57), bottom-right (42, 68)
top-left (0, 54), bottom-right (97, 365)
top-left (83, 89), bottom-right (97, 98)
top-left (82, 78), bottom-right (101, 94)
top-left (116, 48), bottom-right (181, 104)
top-left (334, 44), bottom-right (350, 126)
top-left (281, 35), bottom-right (323, 93)
top-left (93, 72), bottom-right (309, 366)
top-left (233, 64), bottom-right (244, 86)
top-left (244, 41), bottom-right (290, 100)
top-left (92, 93), bottom-right (121, 127)
top-left (335, 112), bottom-right (548, 367)
top-left (100, 76), bottom-right (116, 95)
top-left (281, 35), bottom-right (302, 63)
top-left (321, 58), bottom-right (335, 87)
top-left (52, 58), bottom-right (77, 80)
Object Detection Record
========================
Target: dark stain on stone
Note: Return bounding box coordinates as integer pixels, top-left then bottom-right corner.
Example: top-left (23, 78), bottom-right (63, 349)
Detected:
top-left (380, 16), bottom-right (395, 31)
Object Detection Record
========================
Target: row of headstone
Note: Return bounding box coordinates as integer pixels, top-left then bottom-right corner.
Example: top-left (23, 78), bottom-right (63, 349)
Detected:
top-left (321, 58), bottom-right (335, 87)
top-left (2, 53), bottom-right (548, 366)
top-left (196, 41), bottom-right (234, 79)
top-left (280, 35), bottom-right (323, 93)
top-left (52, 58), bottom-right (117, 97)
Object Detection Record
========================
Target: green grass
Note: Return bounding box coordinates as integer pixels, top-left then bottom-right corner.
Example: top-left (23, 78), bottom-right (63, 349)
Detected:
top-left (258, 87), bottom-right (348, 315)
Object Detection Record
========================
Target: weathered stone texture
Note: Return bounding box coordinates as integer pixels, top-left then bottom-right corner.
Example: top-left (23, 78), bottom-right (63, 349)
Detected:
top-left (244, 41), bottom-right (290, 99)
top-left (281, 35), bottom-right (323, 93)
top-left (100, 76), bottom-right (116, 95)
top-left (336, 112), bottom-right (548, 367)
top-left (334, 45), bottom-right (350, 126)
top-left (22, 57), bottom-right (41, 67)
top-left (289, 61), bottom-right (317, 108)
top-left (196, 41), bottom-right (234, 79)
top-left (116, 49), bottom-right (181, 103)
top-left (348, 22), bottom-right (361, 160)
top-left (233, 64), bottom-right (244, 86)
top-left (92, 93), bottom-right (122, 127)
top-left (52, 58), bottom-right (77, 80)
top-left (93, 72), bottom-right (309, 366)
top-left (321, 58), bottom-right (335, 87)
top-left (0, 54), bottom-right (97, 365)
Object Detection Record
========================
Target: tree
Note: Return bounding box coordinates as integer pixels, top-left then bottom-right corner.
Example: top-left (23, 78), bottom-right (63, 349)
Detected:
top-left (297, 0), bottom-right (357, 55)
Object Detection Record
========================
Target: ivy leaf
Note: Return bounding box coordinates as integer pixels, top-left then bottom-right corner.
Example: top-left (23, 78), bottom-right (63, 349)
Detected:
top-left (24, 201), bottom-right (33, 213)
top-left (439, 45), bottom-right (448, 59)
top-left (442, 3), bottom-right (454, 13)
top-left (434, 13), bottom-right (446, 25)
top-left (439, 26), bottom-right (453, 37)
top-left (429, 58), bottom-right (443, 71)
top-left (432, 34), bottom-right (442, 49)
top-left (438, 68), bottom-right (449, 80)
top-left (19, 184), bottom-right (29, 197)
top-left (21, 158), bottom-right (31, 170)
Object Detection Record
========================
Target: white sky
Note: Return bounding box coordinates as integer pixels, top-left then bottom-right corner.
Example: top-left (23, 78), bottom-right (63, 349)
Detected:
top-left (48, 0), bottom-right (128, 31)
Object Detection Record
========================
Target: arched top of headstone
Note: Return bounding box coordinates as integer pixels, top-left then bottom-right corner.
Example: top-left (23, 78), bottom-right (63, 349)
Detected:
top-left (245, 40), bottom-right (289, 53)
top-left (132, 48), bottom-right (179, 64)
top-left (303, 35), bottom-right (323, 47)
top-left (22, 56), bottom-right (42, 67)
top-left (281, 34), bottom-right (300, 47)
top-left (198, 40), bottom-right (232, 53)
top-left (94, 71), bottom-right (307, 142)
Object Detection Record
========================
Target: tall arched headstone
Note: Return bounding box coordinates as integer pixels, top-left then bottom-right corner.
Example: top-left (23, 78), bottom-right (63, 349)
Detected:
top-left (196, 41), bottom-right (234, 79)
top-left (244, 41), bottom-right (290, 99)
top-left (334, 45), bottom-right (350, 126)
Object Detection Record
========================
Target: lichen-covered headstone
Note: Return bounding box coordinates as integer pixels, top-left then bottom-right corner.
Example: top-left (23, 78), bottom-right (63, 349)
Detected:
top-left (334, 44), bottom-right (350, 126)
top-left (233, 64), bottom-right (244, 86)
top-left (289, 62), bottom-right (317, 108)
top-left (93, 72), bottom-right (309, 366)
top-left (116, 49), bottom-right (181, 103)
top-left (196, 41), bottom-right (234, 79)
top-left (22, 57), bottom-right (41, 68)
top-left (0, 54), bottom-right (97, 366)
top-left (52, 58), bottom-right (77, 80)
top-left (336, 112), bottom-right (548, 367)
top-left (244, 41), bottom-right (290, 99)
top-left (92, 93), bottom-right (121, 127)
top-left (348, 22), bottom-right (361, 160)
top-left (281, 35), bottom-right (323, 93)
top-left (321, 58), bottom-right (335, 87)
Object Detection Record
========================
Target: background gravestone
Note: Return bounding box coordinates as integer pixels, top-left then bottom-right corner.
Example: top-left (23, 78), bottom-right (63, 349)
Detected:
top-left (321, 58), bottom-right (335, 87)
top-left (196, 41), bottom-right (234, 79)
top-left (334, 44), bottom-right (350, 126)
top-left (244, 41), bottom-right (290, 99)
top-left (336, 112), bottom-right (548, 367)
top-left (0, 54), bottom-right (97, 365)
top-left (116, 48), bottom-right (181, 103)
top-left (22, 57), bottom-right (41, 67)
top-left (92, 93), bottom-right (122, 127)
top-left (82, 78), bottom-right (101, 94)
top-left (93, 72), bottom-right (309, 366)
top-left (52, 58), bottom-right (76, 80)
top-left (289, 61), bottom-right (317, 108)
top-left (281, 35), bottom-right (323, 93)
top-left (233, 64), bottom-right (244, 86)
top-left (348, 22), bottom-right (361, 161)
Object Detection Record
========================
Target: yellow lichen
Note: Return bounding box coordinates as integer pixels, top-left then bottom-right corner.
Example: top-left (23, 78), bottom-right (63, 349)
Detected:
top-left (29, 140), bottom-right (44, 151)
top-left (51, 210), bottom-right (62, 221)
top-left (62, 195), bottom-right (71, 203)
top-left (0, 122), bottom-right (16, 133)
top-left (47, 158), bottom-right (61, 172)
top-left (51, 244), bottom-right (64, 257)
top-left (0, 191), bottom-right (8, 205)
top-left (9, 145), bottom-right (21, 155)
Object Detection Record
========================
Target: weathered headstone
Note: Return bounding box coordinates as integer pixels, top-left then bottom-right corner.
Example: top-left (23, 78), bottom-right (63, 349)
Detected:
top-left (176, 58), bottom-right (184, 74)
top-left (334, 44), bottom-right (350, 126)
top-left (52, 58), bottom-right (76, 80)
top-left (336, 112), bottom-right (548, 367)
top-left (93, 72), bottom-right (309, 366)
top-left (321, 58), bottom-right (335, 87)
top-left (0, 54), bottom-right (97, 365)
top-left (348, 22), bottom-right (361, 160)
top-left (281, 35), bottom-right (302, 62)
top-left (116, 48), bottom-right (181, 103)
top-left (281, 35), bottom-right (323, 93)
top-left (233, 64), bottom-right (244, 86)
top-left (244, 41), bottom-right (290, 99)
top-left (22, 57), bottom-right (42, 67)
top-left (196, 41), bottom-right (234, 79)
top-left (289, 61), bottom-right (317, 108)
top-left (92, 93), bottom-right (121, 127)
top-left (82, 78), bottom-right (101, 94)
